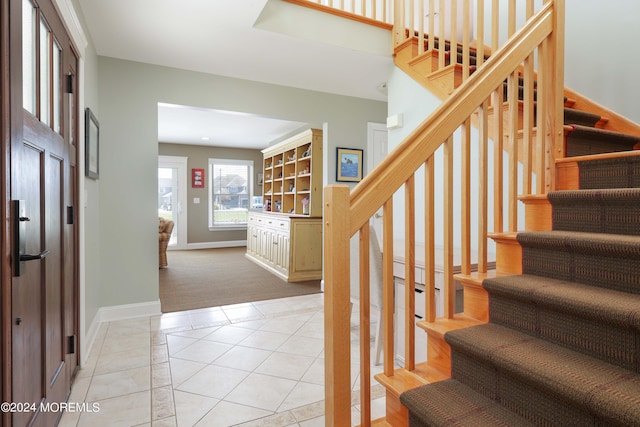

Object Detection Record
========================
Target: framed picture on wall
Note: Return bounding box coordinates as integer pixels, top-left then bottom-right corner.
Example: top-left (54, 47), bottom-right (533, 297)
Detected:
top-left (192, 168), bottom-right (205, 188)
top-left (336, 147), bottom-right (363, 182)
top-left (85, 108), bottom-right (100, 179)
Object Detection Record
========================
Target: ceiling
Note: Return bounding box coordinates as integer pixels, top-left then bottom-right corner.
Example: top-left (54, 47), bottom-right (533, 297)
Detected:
top-left (77, 0), bottom-right (393, 149)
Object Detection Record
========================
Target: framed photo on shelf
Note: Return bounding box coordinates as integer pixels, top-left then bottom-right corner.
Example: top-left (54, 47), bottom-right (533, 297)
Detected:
top-left (192, 168), bottom-right (205, 188)
top-left (336, 147), bottom-right (363, 182)
top-left (85, 108), bottom-right (100, 179)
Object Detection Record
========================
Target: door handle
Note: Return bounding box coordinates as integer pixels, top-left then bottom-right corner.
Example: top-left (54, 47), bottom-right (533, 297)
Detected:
top-left (20, 250), bottom-right (49, 261)
top-left (12, 200), bottom-right (48, 277)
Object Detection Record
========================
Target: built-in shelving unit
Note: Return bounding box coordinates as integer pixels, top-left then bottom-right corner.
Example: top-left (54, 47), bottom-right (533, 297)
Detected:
top-left (261, 128), bottom-right (322, 217)
top-left (246, 128), bottom-right (323, 282)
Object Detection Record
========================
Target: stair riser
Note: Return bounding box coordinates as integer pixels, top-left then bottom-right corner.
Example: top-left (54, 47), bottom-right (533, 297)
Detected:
top-left (521, 247), bottom-right (640, 295)
top-left (488, 293), bottom-right (640, 372)
top-left (579, 158), bottom-right (640, 189)
top-left (450, 351), bottom-right (599, 426)
top-left (551, 202), bottom-right (640, 235)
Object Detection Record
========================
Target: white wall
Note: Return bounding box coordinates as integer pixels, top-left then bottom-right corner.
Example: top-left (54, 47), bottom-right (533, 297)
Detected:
top-left (564, 0), bottom-right (640, 123)
top-left (484, 0), bottom-right (640, 123)
top-left (93, 57), bottom-right (387, 316)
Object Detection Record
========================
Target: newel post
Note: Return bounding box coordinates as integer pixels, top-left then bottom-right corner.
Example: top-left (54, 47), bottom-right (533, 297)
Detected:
top-left (323, 184), bottom-right (352, 426)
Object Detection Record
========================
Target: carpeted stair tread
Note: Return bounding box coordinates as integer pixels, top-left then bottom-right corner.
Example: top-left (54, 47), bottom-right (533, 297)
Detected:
top-left (483, 274), bottom-right (640, 370)
top-left (564, 107), bottom-right (601, 127)
top-left (578, 156), bottom-right (640, 189)
top-left (484, 274), bottom-right (640, 331)
top-left (444, 323), bottom-right (640, 425)
top-left (566, 124), bottom-right (640, 157)
top-left (517, 230), bottom-right (640, 294)
top-left (548, 188), bottom-right (640, 234)
top-left (517, 230), bottom-right (640, 258)
top-left (400, 379), bottom-right (536, 427)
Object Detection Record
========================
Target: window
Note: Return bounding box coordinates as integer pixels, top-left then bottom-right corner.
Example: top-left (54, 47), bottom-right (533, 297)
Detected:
top-left (208, 158), bottom-right (253, 229)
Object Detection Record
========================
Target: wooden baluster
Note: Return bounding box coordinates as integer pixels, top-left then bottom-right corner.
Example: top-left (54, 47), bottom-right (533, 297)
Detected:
top-left (461, 119), bottom-right (471, 275)
top-left (438, 0), bottom-right (445, 69)
top-left (550, 0), bottom-right (566, 189)
top-left (508, 0), bottom-right (516, 37)
top-left (491, 0), bottom-right (503, 234)
top-left (476, 0), bottom-right (485, 68)
top-left (537, 39), bottom-right (548, 194)
top-left (522, 0), bottom-right (535, 194)
top-left (382, 198), bottom-right (395, 376)
top-left (358, 225), bottom-right (371, 427)
top-left (324, 185), bottom-right (351, 427)
top-left (425, 156), bottom-right (436, 323)
top-left (492, 0), bottom-right (499, 52)
top-left (418, 0), bottom-right (425, 55)
top-left (404, 176), bottom-right (416, 370)
top-left (492, 82), bottom-right (504, 233)
top-left (507, 71), bottom-right (519, 232)
top-left (409, 0), bottom-right (415, 45)
top-left (450, 0), bottom-right (458, 70)
top-left (444, 135), bottom-right (454, 319)
top-left (428, 0), bottom-right (435, 52)
top-left (462, 0), bottom-right (470, 81)
top-left (478, 100), bottom-right (489, 273)
top-left (394, 0), bottom-right (406, 47)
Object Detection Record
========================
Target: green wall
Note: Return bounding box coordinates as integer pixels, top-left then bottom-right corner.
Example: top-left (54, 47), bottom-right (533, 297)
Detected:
top-left (93, 56), bottom-right (387, 313)
top-left (158, 143), bottom-right (264, 244)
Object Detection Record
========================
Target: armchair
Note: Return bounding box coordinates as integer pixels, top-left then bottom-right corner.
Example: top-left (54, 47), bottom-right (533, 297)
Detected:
top-left (159, 217), bottom-right (174, 268)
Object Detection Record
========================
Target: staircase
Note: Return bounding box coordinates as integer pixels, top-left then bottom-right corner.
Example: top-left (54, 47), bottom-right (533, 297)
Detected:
top-left (401, 155), bottom-right (640, 425)
top-left (300, 0), bottom-right (640, 425)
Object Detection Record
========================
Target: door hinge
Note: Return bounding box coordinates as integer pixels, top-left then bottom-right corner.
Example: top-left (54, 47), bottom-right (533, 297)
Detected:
top-left (67, 335), bottom-right (76, 354)
top-left (66, 74), bottom-right (74, 94)
top-left (67, 205), bottom-right (74, 225)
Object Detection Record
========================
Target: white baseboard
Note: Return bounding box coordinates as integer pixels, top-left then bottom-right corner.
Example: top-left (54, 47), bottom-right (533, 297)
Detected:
top-left (184, 240), bottom-right (246, 250)
top-left (82, 300), bottom-right (161, 365)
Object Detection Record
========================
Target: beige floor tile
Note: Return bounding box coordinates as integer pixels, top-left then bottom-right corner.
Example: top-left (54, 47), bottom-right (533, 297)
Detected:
top-left (224, 373), bottom-right (297, 412)
top-left (166, 335), bottom-right (198, 356)
top-left (211, 345), bottom-right (272, 371)
top-left (255, 352), bottom-right (315, 381)
top-left (152, 362), bottom-right (172, 388)
top-left (201, 325), bottom-right (255, 345)
top-left (172, 340), bottom-right (233, 364)
top-left (94, 345), bottom-right (150, 375)
top-left (300, 358), bottom-right (324, 385)
top-left (176, 365), bottom-right (249, 399)
top-left (168, 357), bottom-right (206, 388)
top-left (152, 344), bottom-right (169, 365)
top-left (278, 382), bottom-right (325, 412)
top-left (239, 329), bottom-right (290, 351)
top-left (194, 401), bottom-right (273, 426)
top-left (77, 390), bottom-right (150, 427)
top-left (100, 330), bottom-right (151, 354)
top-left (86, 366), bottom-right (150, 402)
top-left (173, 390), bottom-right (218, 427)
top-left (168, 325), bottom-right (221, 339)
top-left (221, 305), bottom-right (265, 322)
top-left (276, 334), bottom-right (324, 358)
top-left (258, 316), bottom-right (306, 334)
top-left (152, 385), bottom-right (175, 420)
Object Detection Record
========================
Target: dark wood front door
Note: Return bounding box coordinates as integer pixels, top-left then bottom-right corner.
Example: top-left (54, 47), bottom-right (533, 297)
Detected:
top-left (3, 0), bottom-right (79, 425)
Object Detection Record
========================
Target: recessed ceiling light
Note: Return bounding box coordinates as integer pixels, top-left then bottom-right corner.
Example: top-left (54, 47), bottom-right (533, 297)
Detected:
top-left (201, 136), bottom-right (210, 141)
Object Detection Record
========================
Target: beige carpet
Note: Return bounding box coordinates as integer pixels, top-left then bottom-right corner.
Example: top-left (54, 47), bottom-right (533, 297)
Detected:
top-left (159, 247), bottom-right (322, 313)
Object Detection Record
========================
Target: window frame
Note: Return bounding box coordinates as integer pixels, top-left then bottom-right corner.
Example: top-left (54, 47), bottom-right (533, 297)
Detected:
top-left (208, 158), bottom-right (254, 231)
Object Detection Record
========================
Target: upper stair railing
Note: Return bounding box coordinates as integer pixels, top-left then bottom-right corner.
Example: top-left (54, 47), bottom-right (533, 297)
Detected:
top-left (318, 0), bottom-right (565, 425)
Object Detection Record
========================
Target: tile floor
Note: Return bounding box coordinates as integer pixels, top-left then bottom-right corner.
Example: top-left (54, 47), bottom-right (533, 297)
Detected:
top-left (59, 293), bottom-right (388, 427)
